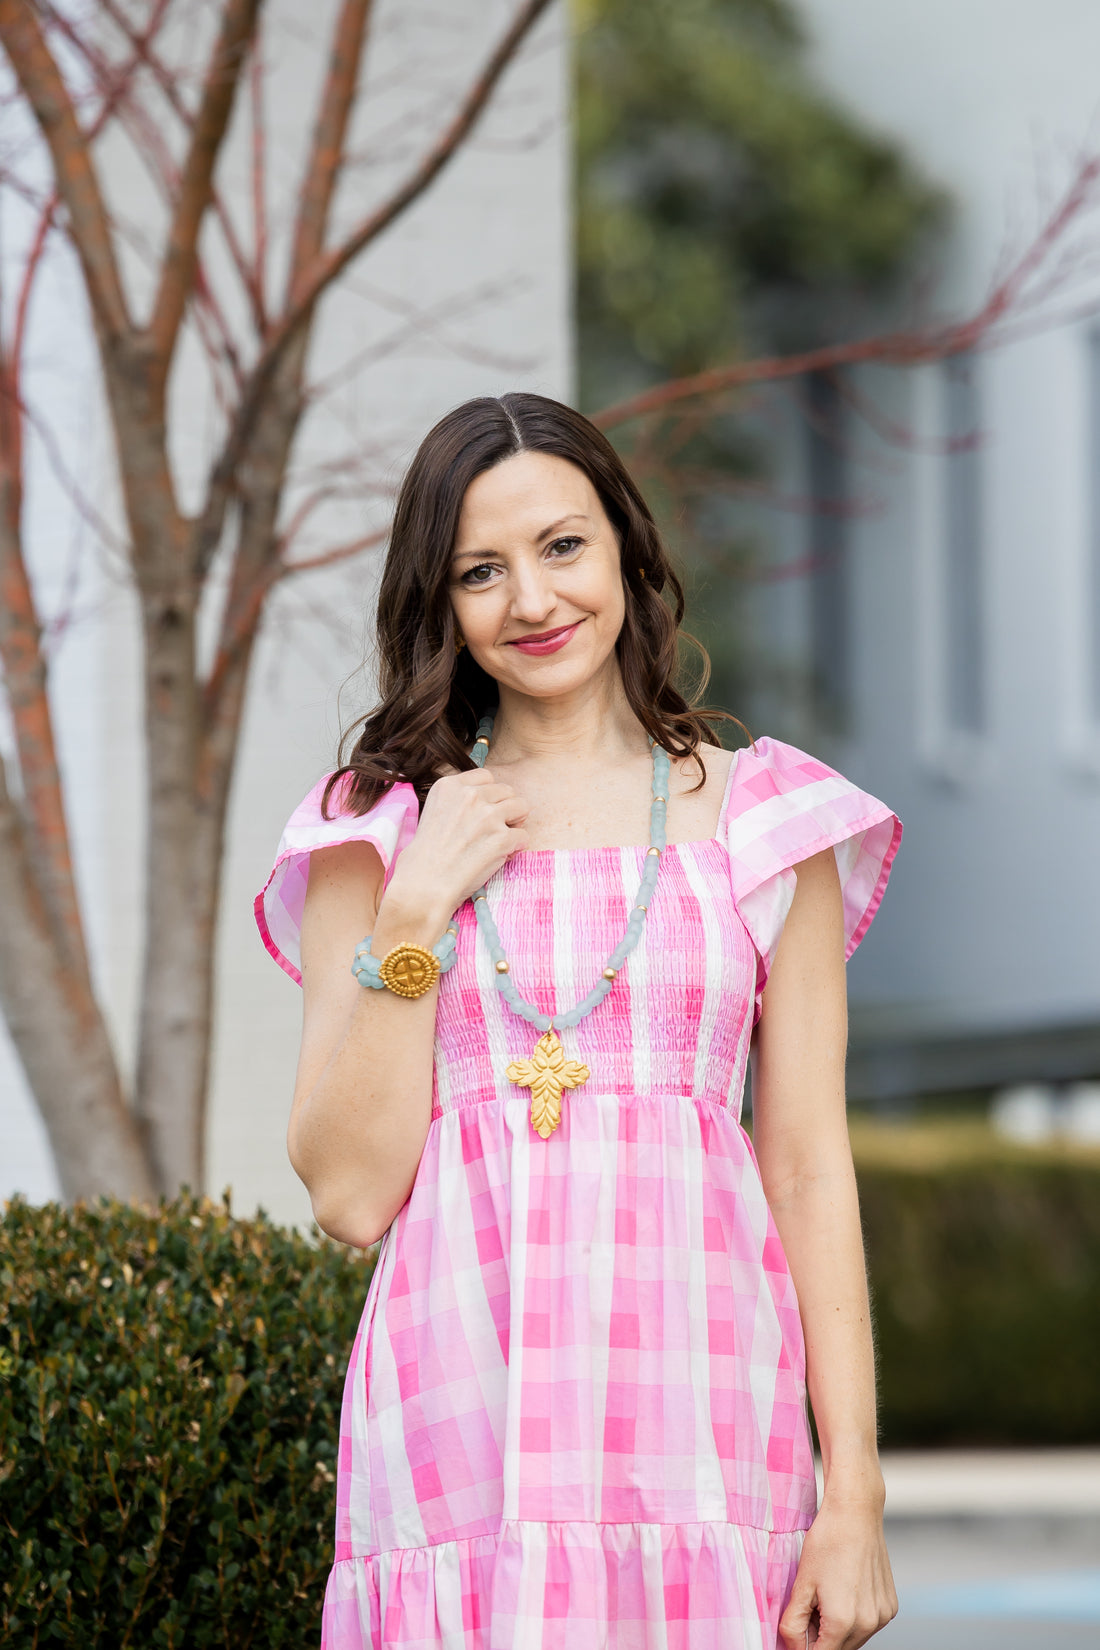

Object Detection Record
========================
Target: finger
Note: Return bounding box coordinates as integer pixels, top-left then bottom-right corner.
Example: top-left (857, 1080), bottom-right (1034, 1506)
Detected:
top-left (808, 1611), bottom-right (848, 1650)
top-left (841, 1608), bottom-right (891, 1650)
top-left (461, 782), bottom-right (517, 807)
top-left (779, 1591), bottom-right (816, 1650)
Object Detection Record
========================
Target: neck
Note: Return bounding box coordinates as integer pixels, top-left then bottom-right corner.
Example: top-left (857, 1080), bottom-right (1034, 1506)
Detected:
top-left (489, 669), bottom-right (648, 766)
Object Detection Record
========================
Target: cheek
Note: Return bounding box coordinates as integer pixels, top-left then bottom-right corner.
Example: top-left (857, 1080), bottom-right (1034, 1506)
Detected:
top-left (453, 587), bottom-right (502, 641)
top-left (571, 557), bottom-right (624, 623)
top-left (592, 567), bottom-right (626, 634)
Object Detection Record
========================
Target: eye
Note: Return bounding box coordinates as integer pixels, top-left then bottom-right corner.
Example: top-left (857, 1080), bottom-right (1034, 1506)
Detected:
top-left (546, 535), bottom-right (584, 558)
top-left (459, 562), bottom-right (500, 587)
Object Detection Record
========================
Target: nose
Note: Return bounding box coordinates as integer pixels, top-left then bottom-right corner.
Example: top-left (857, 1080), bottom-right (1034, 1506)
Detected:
top-left (508, 557), bottom-right (557, 625)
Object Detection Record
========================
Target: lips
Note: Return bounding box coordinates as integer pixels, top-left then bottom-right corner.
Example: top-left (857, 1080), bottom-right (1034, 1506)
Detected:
top-left (506, 621), bottom-right (583, 656)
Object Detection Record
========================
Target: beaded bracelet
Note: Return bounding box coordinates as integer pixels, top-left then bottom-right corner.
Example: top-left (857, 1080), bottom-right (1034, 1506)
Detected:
top-left (352, 925), bottom-right (459, 999)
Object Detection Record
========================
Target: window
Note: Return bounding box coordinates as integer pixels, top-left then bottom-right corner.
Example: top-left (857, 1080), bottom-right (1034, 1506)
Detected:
top-left (806, 369), bottom-right (850, 732)
top-left (913, 353), bottom-right (990, 781)
top-left (941, 353), bottom-right (986, 736)
top-left (1086, 329), bottom-right (1100, 726)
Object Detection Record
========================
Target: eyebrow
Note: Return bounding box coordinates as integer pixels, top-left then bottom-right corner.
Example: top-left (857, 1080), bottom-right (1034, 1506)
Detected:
top-left (452, 513), bottom-right (593, 563)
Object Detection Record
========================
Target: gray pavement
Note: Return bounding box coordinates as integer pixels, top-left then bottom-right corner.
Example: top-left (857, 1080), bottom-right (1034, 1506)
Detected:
top-left (867, 1453), bottom-right (1100, 1649)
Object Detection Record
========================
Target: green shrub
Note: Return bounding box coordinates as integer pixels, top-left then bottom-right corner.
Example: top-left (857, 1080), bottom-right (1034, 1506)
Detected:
top-left (855, 1125), bottom-right (1100, 1446)
top-left (0, 1193), bottom-right (374, 1648)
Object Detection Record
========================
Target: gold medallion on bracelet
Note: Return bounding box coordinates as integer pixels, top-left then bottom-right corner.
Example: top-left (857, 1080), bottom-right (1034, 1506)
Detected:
top-left (377, 943), bottom-right (442, 998)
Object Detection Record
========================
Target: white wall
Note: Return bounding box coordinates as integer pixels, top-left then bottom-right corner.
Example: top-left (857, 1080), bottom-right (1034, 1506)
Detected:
top-left (0, 0), bottom-right (571, 1221)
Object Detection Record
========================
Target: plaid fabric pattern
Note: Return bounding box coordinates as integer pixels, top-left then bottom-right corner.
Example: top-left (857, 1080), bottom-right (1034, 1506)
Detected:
top-left (255, 740), bottom-right (900, 1647)
top-left (724, 739), bottom-right (902, 1016)
top-left (255, 773), bottom-right (420, 985)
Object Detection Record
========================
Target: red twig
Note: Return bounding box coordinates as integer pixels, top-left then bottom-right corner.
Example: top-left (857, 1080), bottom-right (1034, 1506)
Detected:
top-left (591, 151), bottom-right (1100, 431)
top-left (147, 0), bottom-right (263, 382)
top-left (96, 0), bottom-right (268, 337)
top-left (248, 33), bottom-right (268, 330)
top-left (11, 197), bottom-right (55, 370)
top-left (278, 526), bottom-right (388, 576)
top-left (0, 0), bottom-right (131, 340)
top-left (192, 0), bottom-right (553, 580)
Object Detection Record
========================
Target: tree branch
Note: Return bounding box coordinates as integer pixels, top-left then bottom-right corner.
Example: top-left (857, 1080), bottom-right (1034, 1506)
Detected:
top-left (0, 751), bottom-right (151, 1201)
top-left (249, 32), bottom-right (268, 329)
top-left (146, 0), bottom-right (263, 383)
top-left (192, 0), bottom-right (553, 582)
top-left (279, 525), bottom-right (387, 577)
top-left (287, 0), bottom-right (375, 295)
top-left (97, 0), bottom-right (268, 337)
top-left (283, 0), bottom-right (554, 323)
top-left (10, 198), bottom-right (54, 379)
top-left (0, 0), bottom-right (131, 340)
top-left (591, 150), bottom-right (1100, 431)
top-left (0, 424), bottom-right (94, 980)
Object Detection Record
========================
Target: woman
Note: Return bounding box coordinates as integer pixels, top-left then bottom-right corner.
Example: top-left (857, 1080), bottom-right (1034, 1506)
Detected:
top-left (256, 392), bottom-right (902, 1650)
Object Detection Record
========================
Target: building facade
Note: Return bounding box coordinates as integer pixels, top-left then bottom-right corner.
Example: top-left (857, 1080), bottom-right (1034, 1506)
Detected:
top-left (754, 0), bottom-right (1100, 1098)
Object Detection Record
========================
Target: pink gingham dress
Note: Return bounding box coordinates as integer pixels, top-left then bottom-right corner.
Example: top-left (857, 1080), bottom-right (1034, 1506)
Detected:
top-left (256, 738), bottom-right (901, 1649)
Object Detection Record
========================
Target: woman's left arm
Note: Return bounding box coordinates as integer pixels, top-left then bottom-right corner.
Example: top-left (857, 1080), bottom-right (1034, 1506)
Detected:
top-left (750, 847), bottom-right (898, 1650)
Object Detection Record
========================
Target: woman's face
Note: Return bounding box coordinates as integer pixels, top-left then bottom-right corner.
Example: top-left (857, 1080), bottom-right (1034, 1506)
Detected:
top-left (449, 451), bottom-right (626, 704)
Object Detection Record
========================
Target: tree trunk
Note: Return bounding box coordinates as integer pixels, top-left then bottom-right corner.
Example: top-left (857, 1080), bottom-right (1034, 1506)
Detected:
top-left (0, 767), bottom-right (153, 1201)
top-left (132, 580), bottom-right (210, 1194)
top-left (131, 316), bottom-right (312, 1195)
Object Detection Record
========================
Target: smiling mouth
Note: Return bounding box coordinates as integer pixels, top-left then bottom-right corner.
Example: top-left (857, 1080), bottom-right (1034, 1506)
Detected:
top-left (505, 621), bottom-right (583, 655)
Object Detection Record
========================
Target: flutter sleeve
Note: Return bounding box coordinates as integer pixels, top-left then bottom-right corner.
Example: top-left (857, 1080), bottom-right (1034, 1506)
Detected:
top-left (254, 773), bottom-right (420, 985)
top-left (724, 736), bottom-right (901, 999)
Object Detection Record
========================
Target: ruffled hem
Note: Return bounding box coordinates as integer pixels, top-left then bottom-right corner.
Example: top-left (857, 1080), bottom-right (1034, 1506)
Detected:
top-left (321, 1519), bottom-right (805, 1649)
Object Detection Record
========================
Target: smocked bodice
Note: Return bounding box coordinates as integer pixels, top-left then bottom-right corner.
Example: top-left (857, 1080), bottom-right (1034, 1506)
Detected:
top-left (431, 839), bottom-right (759, 1121)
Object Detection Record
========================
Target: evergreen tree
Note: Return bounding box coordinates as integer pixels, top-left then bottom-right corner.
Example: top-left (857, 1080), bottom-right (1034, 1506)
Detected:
top-left (573, 0), bottom-right (947, 723)
top-left (575, 0), bottom-right (945, 407)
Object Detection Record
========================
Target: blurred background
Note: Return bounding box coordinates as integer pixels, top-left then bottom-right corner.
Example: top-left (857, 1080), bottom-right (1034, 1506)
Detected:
top-left (1, 2), bottom-right (1098, 1643)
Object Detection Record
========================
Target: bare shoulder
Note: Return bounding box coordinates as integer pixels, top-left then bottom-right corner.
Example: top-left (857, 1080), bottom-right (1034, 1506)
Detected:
top-left (669, 739), bottom-right (738, 795)
top-left (667, 739), bottom-right (740, 840)
top-left (698, 738), bottom-right (739, 778)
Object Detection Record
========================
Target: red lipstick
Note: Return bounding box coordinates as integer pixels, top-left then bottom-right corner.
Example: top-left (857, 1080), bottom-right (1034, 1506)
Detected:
top-left (506, 621), bottom-right (582, 656)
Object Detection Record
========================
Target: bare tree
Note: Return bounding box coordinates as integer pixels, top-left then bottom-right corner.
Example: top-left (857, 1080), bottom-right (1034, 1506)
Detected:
top-left (0, 0), bottom-right (555, 1201)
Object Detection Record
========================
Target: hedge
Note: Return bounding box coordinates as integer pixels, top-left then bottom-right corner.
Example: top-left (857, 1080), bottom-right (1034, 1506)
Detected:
top-left (2, 1134), bottom-right (1098, 1642)
top-left (854, 1121), bottom-right (1100, 1447)
top-left (0, 1193), bottom-right (374, 1648)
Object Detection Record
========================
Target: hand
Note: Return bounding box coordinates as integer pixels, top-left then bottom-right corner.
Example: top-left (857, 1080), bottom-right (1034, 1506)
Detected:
top-left (779, 1495), bottom-right (898, 1650)
top-left (383, 766), bottom-right (529, 927)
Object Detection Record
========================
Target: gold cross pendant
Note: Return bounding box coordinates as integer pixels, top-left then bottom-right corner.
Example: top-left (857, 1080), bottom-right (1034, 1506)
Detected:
top-left (506, 1028), bottom-right (589, 1139)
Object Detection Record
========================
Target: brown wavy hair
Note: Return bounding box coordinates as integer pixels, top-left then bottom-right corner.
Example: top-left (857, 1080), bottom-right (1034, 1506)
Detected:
top-left (324, 391), bottom-right (739, 818)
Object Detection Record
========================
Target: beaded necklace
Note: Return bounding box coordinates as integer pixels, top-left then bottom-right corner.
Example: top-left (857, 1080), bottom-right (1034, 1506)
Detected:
top-left (468, 712), bottom-right (670, 1137)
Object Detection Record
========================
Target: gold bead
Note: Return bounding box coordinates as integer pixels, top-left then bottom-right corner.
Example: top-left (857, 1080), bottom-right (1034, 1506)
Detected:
top-left (473, 736), bottom-right (489, 747)
top-left (603, 967), bottom-right (617, 980)
top-left (635, 904), bottom-right (647, 914)
top-left (496, 959), bottom-right (510, 974)
top-left (654, 794), bottom-right (668, 804)
top-left (646, 846), bottom-right (661, 857)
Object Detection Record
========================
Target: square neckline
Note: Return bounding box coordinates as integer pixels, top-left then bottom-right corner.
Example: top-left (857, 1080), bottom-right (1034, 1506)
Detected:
top-left (509, 743), bottom-right (743, 858)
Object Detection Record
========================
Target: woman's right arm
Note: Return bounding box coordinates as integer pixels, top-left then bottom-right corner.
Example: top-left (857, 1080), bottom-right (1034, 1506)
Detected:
top-left (288, 768), bottom-right (527, 1247)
